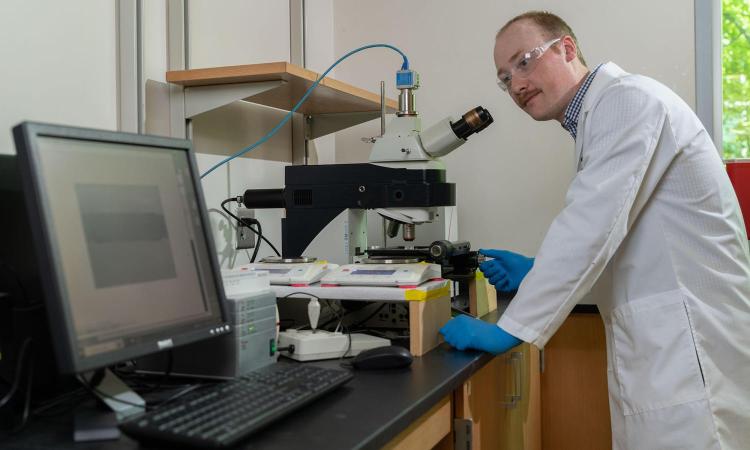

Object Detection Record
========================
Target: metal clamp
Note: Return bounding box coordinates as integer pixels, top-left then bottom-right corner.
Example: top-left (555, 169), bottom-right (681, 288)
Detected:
top-left (502, 351), bottom-right (523, 409)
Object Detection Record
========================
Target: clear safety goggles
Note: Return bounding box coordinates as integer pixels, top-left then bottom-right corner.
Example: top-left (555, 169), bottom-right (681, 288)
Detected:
top-left (496, 37), bottom-right (562, 92)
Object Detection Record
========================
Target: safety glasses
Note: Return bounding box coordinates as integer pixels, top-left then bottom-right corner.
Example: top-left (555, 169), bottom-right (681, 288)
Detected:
top-left (497, 37), bottom-right (562, 92)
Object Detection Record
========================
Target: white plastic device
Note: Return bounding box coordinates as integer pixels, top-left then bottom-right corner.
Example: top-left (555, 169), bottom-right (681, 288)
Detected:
top-left (236, 262), bottom-right (337, 286)
top-left (277, 329), bottom-right (390, 361)
top-left (307, 298), bottom-right (320, 330)
top-left (320, 263), bottom-right (441, 287)
top-left (221, 268), bottom-right (271, 296)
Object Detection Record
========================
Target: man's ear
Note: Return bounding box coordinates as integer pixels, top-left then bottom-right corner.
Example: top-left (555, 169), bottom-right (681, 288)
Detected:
top-left (562, 36), bottom-right (577, 63)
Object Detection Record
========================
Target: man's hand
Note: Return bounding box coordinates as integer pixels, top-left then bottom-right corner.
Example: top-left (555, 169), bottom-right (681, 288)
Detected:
top-left (439, 315), bottom-right (522, 354)
top-left (479, 249), bottom-right (534, 292)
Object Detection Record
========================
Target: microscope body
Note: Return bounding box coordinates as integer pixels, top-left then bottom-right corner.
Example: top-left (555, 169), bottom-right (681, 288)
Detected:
top-left (369, 115), bottom-right (468, 164)
top-left (241, 70), bottom-right (493, 259)
top-left (252, 162), bottom-right (455, 258)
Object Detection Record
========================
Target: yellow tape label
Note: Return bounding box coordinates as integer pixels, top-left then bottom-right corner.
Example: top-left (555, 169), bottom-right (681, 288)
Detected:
top-left (404, 285), bottom-right (451, 302)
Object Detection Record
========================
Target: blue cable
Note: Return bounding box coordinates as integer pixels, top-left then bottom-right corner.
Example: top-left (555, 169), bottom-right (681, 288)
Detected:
top-left (200, 44), bottom-right (409, 179)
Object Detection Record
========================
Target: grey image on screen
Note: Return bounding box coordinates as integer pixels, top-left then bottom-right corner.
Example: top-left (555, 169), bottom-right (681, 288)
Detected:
top-left (76, 184), bottom-right (177, 288)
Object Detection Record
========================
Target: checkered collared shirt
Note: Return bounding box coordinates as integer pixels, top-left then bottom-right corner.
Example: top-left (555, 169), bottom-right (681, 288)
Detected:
top-left (562, 64), bottom-right (603, 140)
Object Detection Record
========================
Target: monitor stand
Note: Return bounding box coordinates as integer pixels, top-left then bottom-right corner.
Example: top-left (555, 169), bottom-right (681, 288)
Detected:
top-left (73, 369), bottom-right (145, 442)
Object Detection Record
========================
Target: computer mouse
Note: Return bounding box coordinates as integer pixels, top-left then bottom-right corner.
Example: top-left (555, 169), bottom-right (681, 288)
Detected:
top-left (351, 345), bottom-right (413, 370)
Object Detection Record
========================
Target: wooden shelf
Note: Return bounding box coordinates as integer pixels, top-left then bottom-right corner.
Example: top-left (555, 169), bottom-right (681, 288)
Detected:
top-left (167, 61), bottom-right (397, 116)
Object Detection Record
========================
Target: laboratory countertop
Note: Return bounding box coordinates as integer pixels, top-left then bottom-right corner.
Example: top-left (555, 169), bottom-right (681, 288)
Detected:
top-left (2, 303), bottom-right (598, 450)
top-left (1, 307), bottom-right (506, 450)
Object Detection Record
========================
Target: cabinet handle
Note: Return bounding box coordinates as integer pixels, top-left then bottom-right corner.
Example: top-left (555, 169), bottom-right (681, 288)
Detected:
top-left (502, 351), bottom-right (523, 408)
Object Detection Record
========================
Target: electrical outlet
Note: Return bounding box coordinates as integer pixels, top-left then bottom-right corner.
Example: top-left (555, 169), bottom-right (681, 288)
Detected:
top-left (236, 207), bottom-right (256, 250)
top-left (362, 303), bottom-right (409, 329)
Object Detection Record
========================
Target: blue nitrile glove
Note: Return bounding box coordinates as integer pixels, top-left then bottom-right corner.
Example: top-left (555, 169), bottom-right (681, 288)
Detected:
top-left (439, 314), bottom-right (522, 354)
top-left (479, 249), bottom-right (534, 292)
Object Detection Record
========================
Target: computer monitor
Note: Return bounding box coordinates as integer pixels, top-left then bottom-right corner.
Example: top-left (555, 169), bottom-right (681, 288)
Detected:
top-left (8, 122), bottom-right (229, 375)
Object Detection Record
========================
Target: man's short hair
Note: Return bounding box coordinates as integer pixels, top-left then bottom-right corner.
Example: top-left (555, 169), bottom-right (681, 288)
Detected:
top-left (497, 11), bottom-right (587, 67)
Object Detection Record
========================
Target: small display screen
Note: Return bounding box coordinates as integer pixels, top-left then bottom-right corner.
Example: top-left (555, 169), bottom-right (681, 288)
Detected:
top-left (351, 269), bottom-right (397, 276)
top-left (266, 268), bottom-right (291, 275)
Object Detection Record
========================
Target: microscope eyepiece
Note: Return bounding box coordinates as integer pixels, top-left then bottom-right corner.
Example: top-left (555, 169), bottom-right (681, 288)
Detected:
top-left (450, 106), bottom-right (494, 140)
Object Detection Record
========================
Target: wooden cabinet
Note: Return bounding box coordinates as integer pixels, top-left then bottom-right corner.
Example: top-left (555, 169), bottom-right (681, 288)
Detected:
top-left (390, 283), bottom-right (609, 450)
top-left (541, 313), bottom-right (611, 450)
top-left (503, 343), bottom-right (541, 450)
top-left (450, 277), bottom-right (542, 450)
top-left (454, 343), bottom-right (541, 450)
top-left (450, 312), bottom-right (610, 450)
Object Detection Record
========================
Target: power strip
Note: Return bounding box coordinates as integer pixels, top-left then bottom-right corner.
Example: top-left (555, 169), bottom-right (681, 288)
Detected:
top-left (278, 329), bottom-right (390, 361)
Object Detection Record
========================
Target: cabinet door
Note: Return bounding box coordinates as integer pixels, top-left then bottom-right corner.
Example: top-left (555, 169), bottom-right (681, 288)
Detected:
top-left (455, 343), bottom-right (540, 450)
top-left (499, 343), bottom-right (541, 450)
top-left (541, 313), bottom-right (611, 450)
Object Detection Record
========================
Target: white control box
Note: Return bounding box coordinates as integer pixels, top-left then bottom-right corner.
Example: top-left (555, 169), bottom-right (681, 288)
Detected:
top-left (320, 263), bottom-right (441, 287)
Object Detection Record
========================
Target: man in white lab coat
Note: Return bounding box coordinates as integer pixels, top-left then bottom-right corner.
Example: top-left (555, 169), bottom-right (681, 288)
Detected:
top-left (439, 11), bottom-right (750, 450)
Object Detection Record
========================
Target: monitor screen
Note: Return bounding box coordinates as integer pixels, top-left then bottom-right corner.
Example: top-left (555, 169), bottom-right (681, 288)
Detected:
top-left (12, 122), bottom-right (228, 373)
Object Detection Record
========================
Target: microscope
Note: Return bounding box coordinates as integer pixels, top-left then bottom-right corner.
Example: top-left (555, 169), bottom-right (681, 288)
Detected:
top-left (247, 70), bottom-right (492, 359)
top-left (241, 69), bottom-right (494, 261)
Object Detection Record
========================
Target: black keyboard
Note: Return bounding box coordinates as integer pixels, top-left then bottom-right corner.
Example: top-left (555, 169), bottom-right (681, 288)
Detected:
top-left (120, 363), bottom-right (353, 448)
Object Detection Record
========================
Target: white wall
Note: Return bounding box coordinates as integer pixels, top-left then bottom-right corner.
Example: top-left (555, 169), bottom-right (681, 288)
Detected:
top-left (0, 1), bottom-right (118, 155)
top-left (183, 0), bottom-right (290, 268)
top-left (172, 0), bottom-right (336, 267)
top-left (305, 0), bottom-right (336, 165)
top-left (144, 0), bottom-right (168, 84)
top-left (188, 0), bottom-right (290, 68)
top-left (331, 0), bottom-right (695, 256)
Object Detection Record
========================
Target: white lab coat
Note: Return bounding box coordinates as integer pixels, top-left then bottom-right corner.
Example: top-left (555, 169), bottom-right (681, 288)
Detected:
top-left (498, 62), bottom-right (750, 449)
